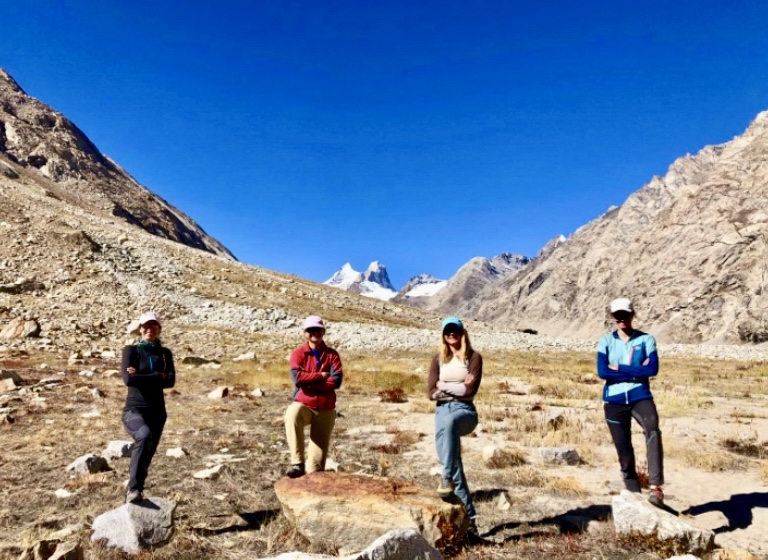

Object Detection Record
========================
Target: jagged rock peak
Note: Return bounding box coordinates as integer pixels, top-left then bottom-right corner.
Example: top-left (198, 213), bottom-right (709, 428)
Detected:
top-left (363, 261), bottom-right (395, 291)
top-left (0, 68), bottom-right (25, 93)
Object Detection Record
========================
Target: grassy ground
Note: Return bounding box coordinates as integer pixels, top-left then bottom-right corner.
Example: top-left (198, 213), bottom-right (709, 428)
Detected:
top-left (1, 347), bottom-right (767, 559)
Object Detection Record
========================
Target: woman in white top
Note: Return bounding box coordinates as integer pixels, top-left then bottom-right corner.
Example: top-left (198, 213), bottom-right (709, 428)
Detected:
top-left (427, 316), bottom-right (483, 534)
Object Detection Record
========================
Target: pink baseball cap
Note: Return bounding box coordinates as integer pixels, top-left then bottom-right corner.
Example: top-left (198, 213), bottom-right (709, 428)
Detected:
top-left (303, 315), bottom-right (325, 331)
top-left (138, 311), bottom-right (162, 326)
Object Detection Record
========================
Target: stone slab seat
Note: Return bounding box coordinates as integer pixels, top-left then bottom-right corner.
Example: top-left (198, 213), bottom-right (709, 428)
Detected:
top-left (274, 472), bottom-right (467, 555)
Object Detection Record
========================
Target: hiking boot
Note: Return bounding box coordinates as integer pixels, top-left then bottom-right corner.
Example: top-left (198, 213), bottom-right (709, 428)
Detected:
top-left (648, 485), bottom-right (664, 507)
top-left (125, 490), bottom-right (143, 504)
top-left (467, 517), bottom-right (479, 536)
top-left (436, 480), bottom-right (454, 499)
top-left (286, 464), bottom-right (305, 478)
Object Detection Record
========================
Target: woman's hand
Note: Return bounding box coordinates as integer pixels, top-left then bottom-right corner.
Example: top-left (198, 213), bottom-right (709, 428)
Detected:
top-left (464, 373), bottom-right (476, 386)
top-left (126, 367), bottom-right (137, 376)
top-left (321, 371), bottom-right (331, 380)
top-left (608, 364), bottom-right (618, 371)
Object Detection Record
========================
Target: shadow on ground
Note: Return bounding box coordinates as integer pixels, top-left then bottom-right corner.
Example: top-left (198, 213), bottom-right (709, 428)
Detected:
top-left (683, 492), bottom-right (768, 534)
top-left (191, 508), bottom-right (280, 536)
top-left (480, 504), bottom-right (613, 544)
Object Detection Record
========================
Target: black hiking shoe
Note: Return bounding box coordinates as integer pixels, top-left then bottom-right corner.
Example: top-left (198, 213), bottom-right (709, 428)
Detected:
top-left (286, 464), bottom-right (305, 478)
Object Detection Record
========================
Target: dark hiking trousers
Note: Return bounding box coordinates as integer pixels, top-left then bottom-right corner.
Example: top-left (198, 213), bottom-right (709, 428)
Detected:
top-left (123, 408), bottom-right (166, 492)
top-left (604, 399), bottom-right (663, 491)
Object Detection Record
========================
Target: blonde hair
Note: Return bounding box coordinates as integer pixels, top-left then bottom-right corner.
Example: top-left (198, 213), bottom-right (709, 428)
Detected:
top-left (439, 328), bottom-right (473, 364)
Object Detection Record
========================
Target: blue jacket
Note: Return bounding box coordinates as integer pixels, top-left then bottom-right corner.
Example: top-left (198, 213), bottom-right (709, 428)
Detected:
top-left (597, 330), bottom-right (659, 404)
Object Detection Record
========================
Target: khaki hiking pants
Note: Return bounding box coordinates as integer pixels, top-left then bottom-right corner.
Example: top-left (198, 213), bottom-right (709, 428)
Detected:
top-left (284, 401), bottom-right (336, 472)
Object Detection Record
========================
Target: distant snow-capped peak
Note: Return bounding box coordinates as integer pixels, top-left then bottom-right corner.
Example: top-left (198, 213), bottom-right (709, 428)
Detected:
top-left (325, 262), bottom-right (363, 290)
top-left (324, 261), bottom-right (397, 301)
top-left (399, 273), bottom-right (448, 298)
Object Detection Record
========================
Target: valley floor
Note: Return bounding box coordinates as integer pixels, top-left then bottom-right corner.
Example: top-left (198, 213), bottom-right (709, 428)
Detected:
top-left (1, 347), bottom-right (767, 559)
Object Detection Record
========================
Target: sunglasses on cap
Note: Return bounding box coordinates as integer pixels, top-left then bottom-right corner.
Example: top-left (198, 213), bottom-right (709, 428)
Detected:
top-left (443, 328), bottom-right (463, 336)
top-left (306, 327), bottom-right (324, 334)
top-left (612, 312), bottom-right (632, 321)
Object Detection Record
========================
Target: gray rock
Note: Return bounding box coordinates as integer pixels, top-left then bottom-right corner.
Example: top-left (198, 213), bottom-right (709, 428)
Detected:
top-left (233, 350), bottom-right (256, 362)
top-left (612, 490), bottom-right (714, 555)
top-left (91, 497), bottom-right (176, 553)
top-left (103, 440), bottom-right (133, 460)
top-left (181, 356), bottom-right (220, 365)
top-left (259, 529), bottom-right (443, 559)
top-left (539, 446), bottom-right (580, 465)
top-left (0, 369), bottom-right (22, 384)
top-left (66, 453), bottom-right (110, 474)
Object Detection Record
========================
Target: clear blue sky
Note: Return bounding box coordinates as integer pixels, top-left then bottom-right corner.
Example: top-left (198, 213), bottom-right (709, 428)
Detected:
top-left (2, 1), bottom-right (768, 288)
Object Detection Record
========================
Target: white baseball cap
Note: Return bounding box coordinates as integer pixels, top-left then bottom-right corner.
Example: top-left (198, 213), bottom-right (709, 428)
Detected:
top-left (303, 315), bottom-right (325, 331)
top-left (609, 298), bottom-right (634, 314)
top-left (138, 311), bottom-right (162, 326)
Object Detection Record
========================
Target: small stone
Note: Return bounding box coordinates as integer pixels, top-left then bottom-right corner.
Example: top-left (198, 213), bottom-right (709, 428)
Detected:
top-left (79, 370), bottom-right (95, 378)
top-left (193, 464), bottom-right (226, 480)
top-left (233, 351), bottom-right (256, 362)
top-left (66, 453), bottom-right (110, 474)
top-left (166, 447), bottom-right (187, 458)
top-left (207, 386), bottom-right (229, 399)
top-left (497, 491), bottom-right (512, 511)
top-left (55, 488), bottom-right (74, 499)
top-left (539, 446), bottom-right (580, 465)
top-left (102, 369), bottom-right (120, 378)
top-left (92, 387), bottom-right (106, 399)
top-left (251, 388), bottom-right (265, 397)
top-left (103, 440), bottom-right (133, 460)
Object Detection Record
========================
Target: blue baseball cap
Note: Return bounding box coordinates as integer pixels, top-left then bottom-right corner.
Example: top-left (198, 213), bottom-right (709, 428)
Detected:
top-left (441, 316), bottom-right (464, 331)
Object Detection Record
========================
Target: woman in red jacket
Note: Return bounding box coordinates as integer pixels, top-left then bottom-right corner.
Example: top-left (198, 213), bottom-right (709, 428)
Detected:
top-left (284, 316), bottom-right (343, 478)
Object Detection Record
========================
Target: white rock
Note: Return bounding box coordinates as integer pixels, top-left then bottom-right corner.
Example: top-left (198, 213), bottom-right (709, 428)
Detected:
top-left (207, 386), bottom-right (229, 399)
top-left (54, 488), bottom-right (73, 498)
top-left (497, 491), bottom-right (512, 511)
top-left (166, 447), bottom-right (188, 458)
top-left (103, 440), bottom-right (133, 460)
top-left (193, 464), bottom-right (226, 479)
top-left (429, 466), bottom-right (442, 477)
top-left (251, 388), bottom-right (265, 397)
top-left (78, 370), bottom-right (95, 378)
top-left (233, 351), bottom-right (256, 362)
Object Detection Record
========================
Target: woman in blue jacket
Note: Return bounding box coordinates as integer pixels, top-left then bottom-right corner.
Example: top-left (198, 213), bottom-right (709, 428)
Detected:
top-left (597, 298), bottom-right (664, 507)
top-left (121, 311), bottom-right (175, 504)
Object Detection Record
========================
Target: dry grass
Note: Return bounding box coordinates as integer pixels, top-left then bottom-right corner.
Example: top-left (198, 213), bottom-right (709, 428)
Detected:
top-left (3, 346), bottom-right (768, 558)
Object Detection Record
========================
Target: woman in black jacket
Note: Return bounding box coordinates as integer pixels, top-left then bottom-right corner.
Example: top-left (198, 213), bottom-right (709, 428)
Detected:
top-left (121, 311), bottom-right (175, 503)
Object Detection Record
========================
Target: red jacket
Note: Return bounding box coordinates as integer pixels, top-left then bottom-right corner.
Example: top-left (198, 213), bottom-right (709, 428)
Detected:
top-left (289, 342), bottom-right (343, 410)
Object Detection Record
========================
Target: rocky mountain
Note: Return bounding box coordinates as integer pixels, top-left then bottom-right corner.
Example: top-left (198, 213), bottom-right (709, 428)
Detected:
top-left (400, 253), bottom-right (530, 315)
top-left (0, 68), bottom-right (232, 259)
top-left (470, 111), bottom-right (768, 344)
top-left (0, 69), bottom-right (447, 355)
top-left (324, 261), bottom-right (397, 301)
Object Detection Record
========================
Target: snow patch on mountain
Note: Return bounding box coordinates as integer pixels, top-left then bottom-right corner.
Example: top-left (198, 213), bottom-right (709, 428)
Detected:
top-left (324, 261), bottom-right (397, 301)
top-left (398, 273), bottom-right (447, 299)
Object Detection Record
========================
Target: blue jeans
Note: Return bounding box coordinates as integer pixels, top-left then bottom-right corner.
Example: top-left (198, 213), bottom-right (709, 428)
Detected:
top-left (435, 400), bottom-right (478, 518)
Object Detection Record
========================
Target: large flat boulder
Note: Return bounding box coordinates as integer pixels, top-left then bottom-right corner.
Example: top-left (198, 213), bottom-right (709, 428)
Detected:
top-left (612, 491), bottom-right (715, 556)
top-left (274, 473), bottom-right (465, 555)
